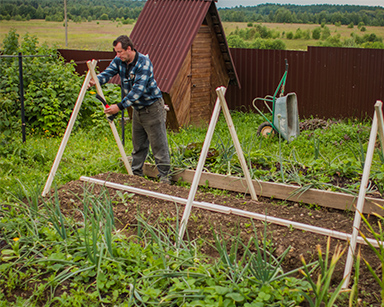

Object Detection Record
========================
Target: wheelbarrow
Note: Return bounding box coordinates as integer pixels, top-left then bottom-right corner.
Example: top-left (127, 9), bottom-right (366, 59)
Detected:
top-left (252, 59), bottom-right (300, 143)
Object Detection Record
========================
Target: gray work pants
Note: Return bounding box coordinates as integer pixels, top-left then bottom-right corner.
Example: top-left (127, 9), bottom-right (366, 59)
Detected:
top-left (131, 98), bottom-right (170, 178)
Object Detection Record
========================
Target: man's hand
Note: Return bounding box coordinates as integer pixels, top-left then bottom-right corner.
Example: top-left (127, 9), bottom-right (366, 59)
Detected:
top-left (87, 78), bottom-right (96, 89)
top-left (104, 104), bottom-right (120, 115)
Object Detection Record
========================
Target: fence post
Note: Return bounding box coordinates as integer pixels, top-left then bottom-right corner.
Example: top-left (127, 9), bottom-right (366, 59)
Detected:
top-left (18, 52), bottom-right (26, 143)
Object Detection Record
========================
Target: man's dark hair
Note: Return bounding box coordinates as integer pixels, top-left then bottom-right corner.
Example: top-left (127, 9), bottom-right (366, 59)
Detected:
top-left (113, 35), bottom-right (134, 50)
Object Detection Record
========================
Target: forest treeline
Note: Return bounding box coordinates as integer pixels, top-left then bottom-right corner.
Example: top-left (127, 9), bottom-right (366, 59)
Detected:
top-left (0, 0), bottom-right (145, 22)
top-left (1, 0), bottom-right (383, 26)
top-left (219, 4), bottom-right (384, 26)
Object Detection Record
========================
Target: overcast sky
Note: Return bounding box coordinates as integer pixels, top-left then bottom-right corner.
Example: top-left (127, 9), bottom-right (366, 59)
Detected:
top-left (216, 0), bottom-right (384, 8)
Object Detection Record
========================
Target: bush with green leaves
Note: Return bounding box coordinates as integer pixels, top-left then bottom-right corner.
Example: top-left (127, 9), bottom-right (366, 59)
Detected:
top-left (0, 29), bottom-right (121, 137)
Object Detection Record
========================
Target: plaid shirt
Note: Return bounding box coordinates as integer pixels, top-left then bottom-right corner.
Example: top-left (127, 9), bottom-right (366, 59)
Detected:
top-left (97, 51), bottom-right (162, 110)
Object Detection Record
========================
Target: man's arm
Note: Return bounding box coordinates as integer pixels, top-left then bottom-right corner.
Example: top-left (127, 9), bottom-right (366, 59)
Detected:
top-left (88, 57), bottom-right (120, 89)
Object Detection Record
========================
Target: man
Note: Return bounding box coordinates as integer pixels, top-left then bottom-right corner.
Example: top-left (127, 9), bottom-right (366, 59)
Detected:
top-left (89, 35), bottom-right (171, 183)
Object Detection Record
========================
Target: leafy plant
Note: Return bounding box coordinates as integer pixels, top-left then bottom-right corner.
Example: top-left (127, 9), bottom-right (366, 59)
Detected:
top-left (0, 29), bottom-right (121, 137)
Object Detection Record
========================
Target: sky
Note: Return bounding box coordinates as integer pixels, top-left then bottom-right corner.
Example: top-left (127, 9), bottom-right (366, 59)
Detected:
top-left (216, 0), bottom-right (384, 8)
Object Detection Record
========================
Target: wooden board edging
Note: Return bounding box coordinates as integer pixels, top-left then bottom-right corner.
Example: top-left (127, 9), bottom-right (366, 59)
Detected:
top-left (143, 163), bottom-right (384, 215)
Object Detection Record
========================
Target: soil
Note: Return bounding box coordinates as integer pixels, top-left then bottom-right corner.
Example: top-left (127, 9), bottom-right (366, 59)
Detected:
top-left (56, 171), bottom-right (382, 306)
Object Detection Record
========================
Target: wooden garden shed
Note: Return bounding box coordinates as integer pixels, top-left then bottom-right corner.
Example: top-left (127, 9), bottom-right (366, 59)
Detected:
top-left (130, 0), bottom-right (240, 129)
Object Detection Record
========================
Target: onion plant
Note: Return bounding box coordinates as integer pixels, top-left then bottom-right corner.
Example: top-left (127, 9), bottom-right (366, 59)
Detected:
top-left (299, 237), bottom-right (349, 307)
top-left (358, 204), bottom-right (384, 306)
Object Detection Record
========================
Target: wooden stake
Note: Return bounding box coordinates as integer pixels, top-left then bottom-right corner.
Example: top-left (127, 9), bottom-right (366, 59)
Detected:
top-left (374, 101), bottom-right (384, 155)
top-left (42, 67), bottom-right (92, 197)
top-left (42, 60), bottom-right (133, 197)
top-left (216, 86), bottom-right (258, 201)
top-left (177, 88), bottom-right (224, 243)
top-left (80, 176), bottom-right (382, 249)
top-left (86, 60), bottom-right (133, 175)
top-left (342, 104), bottom-right (379, 288)
top-left (178, 86), bottom-right (258, 243)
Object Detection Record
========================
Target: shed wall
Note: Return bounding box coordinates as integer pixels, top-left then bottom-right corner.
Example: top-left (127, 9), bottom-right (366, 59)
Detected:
top-left (168, 49), bottom-right (192, 129)
top-left (190, 25), bottom-right (212, 126)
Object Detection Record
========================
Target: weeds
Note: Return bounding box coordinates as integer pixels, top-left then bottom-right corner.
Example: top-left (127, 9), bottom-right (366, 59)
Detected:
top-left (359, 205), bottom-right (384, 306)
top-left (0, 183), bottom-right (317, 306)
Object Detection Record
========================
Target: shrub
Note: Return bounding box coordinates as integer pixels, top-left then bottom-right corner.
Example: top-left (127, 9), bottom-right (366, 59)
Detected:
top-left (312, 27), bottom-right (321, 39)
top-left (321, 26), bottom-right (331, 40)
top-left (0, 29), bottom-right (111, 137)
top-left (286, 31), bottom-right (294, 39)
top-left (100, 13), bottom-right (108, 20)
top-left (294, 28), bottom-right (303, 39)
top-left (357, 22), bottom-right (365, 29)
top-left (227, 34), bottom-right (249, 48)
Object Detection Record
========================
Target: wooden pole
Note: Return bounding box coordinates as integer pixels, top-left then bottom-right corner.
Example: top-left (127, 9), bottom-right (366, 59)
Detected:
top-left (177, 88), bottom-right (225, 242)
top-left (178, 86), bottom-right (258, 243)
top-left (374, 101), bottom-right (384, 155)
top-left (342, 105), bottom-right (379, 288)
top-left (64, 0), bottom-right (68, 47)
top-left (86, 60), bottom-right (133, 175)
top-left (216, 86), bottom-right (258, 201)
top-left (80, 176), bottom-right (382, 249)
top-left (42, 67), bottom-right (92, 196)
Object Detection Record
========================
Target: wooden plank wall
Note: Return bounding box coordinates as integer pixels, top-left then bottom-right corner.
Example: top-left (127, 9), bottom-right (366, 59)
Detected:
top-left (167, 49), bottom-right (192, 129)
top-left (191, 25), bottom-right (212, 126)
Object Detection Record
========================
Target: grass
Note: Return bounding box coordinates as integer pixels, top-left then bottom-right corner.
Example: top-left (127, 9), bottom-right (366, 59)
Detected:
top-left (0, 20), bottom-right (134, 51)
top-left (1, 20), bottom-right (383, 51)
top-left (1, 111), bottom-right (382, 203)
top-left (0, 128), bottom-right (129, 202)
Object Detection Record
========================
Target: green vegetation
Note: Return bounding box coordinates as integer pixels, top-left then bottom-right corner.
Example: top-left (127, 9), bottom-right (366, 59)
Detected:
top-left (0, 0), bottom-right (144, 22)
top-left (1, 29), bottom-right (384, 306)
top-left (1, 0), bottom-right (383, 28)
top-left (1, 29), bottom-right (383, 201)
top-left (219, 4), bottom-right (384, 26)
top-left (0, 30), bottom-right (117, 137)
top-left (0, 194), bottom-right (316, 305)
top-left (167, 113), bottom-right (383, 197)
top-left (226, 22), bottom-right (384, 49)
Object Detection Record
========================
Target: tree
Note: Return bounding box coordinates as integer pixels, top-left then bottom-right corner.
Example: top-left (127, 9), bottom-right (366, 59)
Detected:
top-left (312, 27), bottom-right (321, 40)
top-left (227, 35), bottom-right (248, 48)
top-left (100, 13), bottom-right (108, 20)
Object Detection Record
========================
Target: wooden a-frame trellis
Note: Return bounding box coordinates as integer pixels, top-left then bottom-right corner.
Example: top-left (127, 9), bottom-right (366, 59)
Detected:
top-left (42, 60), bottom-right (132, 197)
top-left (342, 100), bottom-right (384, 288)
top-left (177, 86), bottom-right (258, 241)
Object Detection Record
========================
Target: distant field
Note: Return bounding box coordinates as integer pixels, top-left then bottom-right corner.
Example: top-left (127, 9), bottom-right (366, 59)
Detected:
top-left (1, 19), bottom-right (383, 51)
top-left (0, 20), bottom-right (135, 51)
top-left (223, 22), bottom-right (384, 50)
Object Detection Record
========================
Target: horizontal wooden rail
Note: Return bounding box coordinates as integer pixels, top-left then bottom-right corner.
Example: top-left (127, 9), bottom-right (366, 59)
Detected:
top-left (143, 163), bottom-right (384, 215)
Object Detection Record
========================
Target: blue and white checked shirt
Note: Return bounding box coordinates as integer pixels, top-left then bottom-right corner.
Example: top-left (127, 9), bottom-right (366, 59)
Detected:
top-left (97, 51), bottom-right (162, 110)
